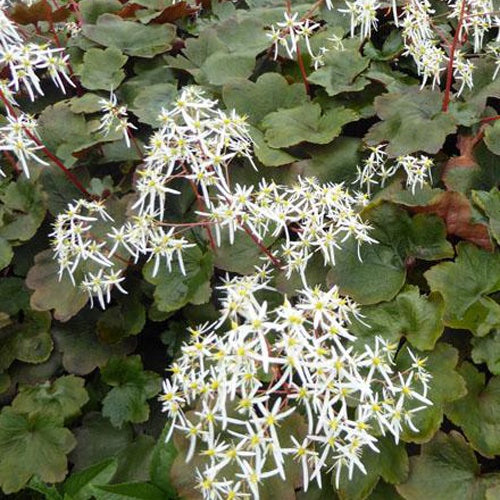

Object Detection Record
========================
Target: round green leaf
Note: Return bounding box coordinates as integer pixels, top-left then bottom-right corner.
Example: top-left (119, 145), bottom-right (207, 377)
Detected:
top-left (101, 356), bottom-right (161, 428)
top-left (12, 375), bottom-right (89, 420)
top-left (0, 408), bottom-right (76, 494)
top-left (365, 87), bottom-right (457, 156)
top-left (425, 241), bottom-right (500, 328)
top-left (445, 362), bottom-right (500, 457)
top-left (80, 47), bottom-right (128, 91)
top-left (397, 431), bottom-right (500, 500)
top-left (82, 14), bottom-right (176, 58)
top-left (26, 250), bottom-right (88, 322)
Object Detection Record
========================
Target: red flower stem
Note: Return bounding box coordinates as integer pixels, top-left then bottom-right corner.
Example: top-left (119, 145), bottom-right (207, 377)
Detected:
top-left (242, 224), bottom-right (282, 268)
top-left (0, 90), bottom-right (93, 198)
top-left (69, 0), bottom-right (84, 27)
top-left (296, 45), bottom-right (310, 95)
top-left (442, 0), bottom-right (467, 112)
top-left (480, 115), bottom-right (500, 124)
top-left (183, 173), bottom-right (217, 251)
top-left (2, 150), bottom-right (20, 175)
top-left (127, 128), bottom-right (144, 159)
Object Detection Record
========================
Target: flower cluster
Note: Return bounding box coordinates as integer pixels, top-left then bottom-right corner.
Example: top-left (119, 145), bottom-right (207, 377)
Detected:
top-left (49, 199), bottom-right (128, 308)
top-left (0, 112), bottom-right (47, 178)
top-left (400, 0), bottom-right (447, 89)
top-left (448, 0), bottom-right (496, 53)
top-left (485, 42), bottom-right (500, 80)
top-left (51, 88), bottom-right (256, 306)
top-left (453, 51), bottom-right (475, 96)
top-left (267, 10), bottom-right (347, 68)
top-left (51, 88), bottom-right (374, 311)
top-left (340, 0), bottom-right (380, 39)
top-left (202, 177), bottom-right (376, 280)
top-left (161, 269), bottom-right (432, 499)
top-left (311, 34), bottom-right (345, 70)
top-left (267, 12), bottom-right (320, 60)
top-left (0, 0), bottom-right (73, 100)
top-left (98, 91), bottom-right (137, 148)
top-left (354, 145), bottom-right (434, 195)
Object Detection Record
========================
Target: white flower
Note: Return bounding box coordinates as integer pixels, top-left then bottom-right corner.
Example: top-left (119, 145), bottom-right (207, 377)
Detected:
top-left (0, 112), bottom-right (48, 177)
top-left (160, 269), bottom-right (432, 498)
top-left (98, 91), bottom-right (137, 147)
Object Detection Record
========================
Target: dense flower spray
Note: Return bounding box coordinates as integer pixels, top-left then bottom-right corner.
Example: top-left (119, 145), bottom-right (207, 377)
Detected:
top-left (5, 0), bottom-right (500, 495)
top-left (51, 88), bottom-right (379, 306)
top-left (161, 270), bottom-right (431, 498)
top-left (48, 89), bottom-right (433, 497)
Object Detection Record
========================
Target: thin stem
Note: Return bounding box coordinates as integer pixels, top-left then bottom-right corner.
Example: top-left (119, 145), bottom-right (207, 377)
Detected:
top-left (2, 150), bottom-right (20, 175)
top-left (183, 172), bottom-right (217, 251)
top-left (442, 0), bottom-right (467, 112)
top-left (296, 45), bottom-right (310, 95)
top-left (127, 128), bottom-right (144, 159)
top-left (242, 224), bottom-right (282, 268)
top-left (480, 115), bottom-right (500, 124)
top-left (0, 90), bottom-right (93, 198)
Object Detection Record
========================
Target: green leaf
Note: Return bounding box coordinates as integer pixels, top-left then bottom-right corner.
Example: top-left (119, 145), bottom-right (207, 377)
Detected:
top-left (113, 434), bottom-right (156, 484)
top-left (101, 355), bottom-right (161, 428)
top-left (262, 102), bottom-right (357, 148)
top-left (328, 203), bottom-right (453, 304)
top-left (445, 362), bottom-right (500, 457)
top-left (308, 38), bottom-right (370, 96)
top-left (364, 30), bottom-right (403, 61)
top-left (251, 126), bottom-right (298, 167)
top-left (201, 51), bottom-right (256, 86)
top-left (0, 310), bottom-right (52, 371)
top-left (462, 58), bottom-right (500, 111)
top-left (0, 408), bottom-right (76, 494)
top-left (97, 290), bottom-right (146, 343)
top-left (487, 483), bottom-right (500, 500)
top-left (79, 0), bottom-right (122, 23)
top-left (365, 87), bottom-right (457, 156)
top-left (397, 343), bottom-right (466, 443)
top-left (27, 476), bottom-right (63, 500)
top-left (471, 331), bottom-right (500, 375)
top-left (52, 311), bottom-right (135, 375)
top-left (369, 481), bottom-right (405, 500)
top-left (425, 241), bottom-right (500, 327)
top-left (472, 188), bottom-right (500, 245)
top-left (80, 47), bottom-right (128, 91)
top-left (293, 137), bottom-right (362, 184)
top-left (70, 93), bottom-right (106, 114)
top-left (445, 297), bottom-right (500, 337)
top-left (12, 375), bottom-right (89, 420)
top-left (214, 228), bottom-right (278, 275)
top-left (143, 245), bottom-right (213, 313)
top-left (69, 413), bottom-right (134, 471)
top-left (38, 102), bottom-right (94, 165)
top-left (0, 237), bottom-right (12, 271)
top-left (150, 426), bottom-right (178, 497)
top-left (26, 250), bottom-right (88, 322)
top-left (214, 14), bottom-right (270, 56)
top-left (95, 482), bottom-right (167, 500)
top-left (83, 14), bottom-right (176, 58)
top-left (63, 458), bottom-right (118, 500)
top-left (130, 83), bottom-right (177, 127)
top-left (350, 285), bottom-right (444, 351)
top-left (223, 73), bottom-right (307, 125)
top-left (0, 179), bottom-right (46, 243)
top-left (41, 165), bottom-right (85, 216)
top-left (335, 436), bottom-right (408, 500)
top-left (0, 277), bottom-right (30, 315)
top-left (396, 431), bottom-right (499, 500)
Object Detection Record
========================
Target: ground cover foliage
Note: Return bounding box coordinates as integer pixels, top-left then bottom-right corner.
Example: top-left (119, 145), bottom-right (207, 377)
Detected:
top-left (0, 0), bottom-right (499, 498)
